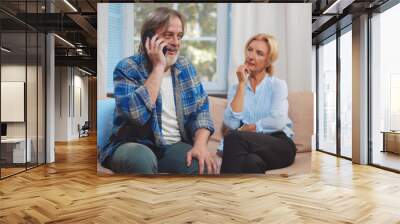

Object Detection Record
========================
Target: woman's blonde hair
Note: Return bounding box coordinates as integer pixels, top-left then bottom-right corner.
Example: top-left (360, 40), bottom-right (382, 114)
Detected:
top-left (244, 33), bottom-right (278, 75)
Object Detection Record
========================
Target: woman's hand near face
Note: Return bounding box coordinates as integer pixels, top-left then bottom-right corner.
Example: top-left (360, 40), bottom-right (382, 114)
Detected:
top-left (236, 64), bottom-right (249, 84)
top-left (230, 64), bottom-right (248, 113)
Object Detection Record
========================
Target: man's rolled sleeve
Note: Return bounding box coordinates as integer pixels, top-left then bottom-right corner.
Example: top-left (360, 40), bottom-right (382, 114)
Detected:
top-left (191, 111), bottom-right (215, 137)
top-left (190, 80), bottom-right (215, 137)
top-left (134, 85), bottom-right (154, 112)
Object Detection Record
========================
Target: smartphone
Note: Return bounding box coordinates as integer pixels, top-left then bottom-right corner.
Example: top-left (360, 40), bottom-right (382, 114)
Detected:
top-left (142, 30), bottom-right (168, 55)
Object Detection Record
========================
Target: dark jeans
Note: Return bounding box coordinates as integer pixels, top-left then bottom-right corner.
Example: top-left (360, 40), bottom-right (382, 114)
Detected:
top-left (104, 141), bottom-right (201, 174)
top-left (220, 130), bottom-right (297, 174)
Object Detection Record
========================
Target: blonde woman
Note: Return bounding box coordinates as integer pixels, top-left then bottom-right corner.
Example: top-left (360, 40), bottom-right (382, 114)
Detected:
top-left (220, 34), bottom-right (296, 174)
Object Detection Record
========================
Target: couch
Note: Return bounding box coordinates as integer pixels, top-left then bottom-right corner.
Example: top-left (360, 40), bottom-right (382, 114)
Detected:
top-left (97, 91), bottom-right (313, 175)
top-left (208, 91), bottom-right (313, 175)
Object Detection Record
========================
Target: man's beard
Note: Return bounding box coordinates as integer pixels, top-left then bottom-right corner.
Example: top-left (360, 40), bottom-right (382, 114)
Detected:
top-left (166, 53), bottom-right (178, 67)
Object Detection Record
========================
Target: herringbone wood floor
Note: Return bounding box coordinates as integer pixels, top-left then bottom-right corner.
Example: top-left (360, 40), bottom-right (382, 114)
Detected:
top-left (1, 134), bottom-right (400, 223)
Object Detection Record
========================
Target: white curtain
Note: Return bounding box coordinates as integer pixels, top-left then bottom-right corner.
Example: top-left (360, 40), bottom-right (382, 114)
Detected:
top-left (97, 4), bottom-right (108, 100)
top-left (229, 3), bottom-right (312, 91)
top-left (97, 3), bottom-right (134, 99)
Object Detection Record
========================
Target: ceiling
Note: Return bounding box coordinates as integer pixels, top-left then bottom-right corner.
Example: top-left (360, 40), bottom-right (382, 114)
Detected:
top-left (0, 0), bottom-right (393, 76)
top-left (1, 0), bottom-right (97, 74)
top-left (311, 0), bottom-right (390, 43)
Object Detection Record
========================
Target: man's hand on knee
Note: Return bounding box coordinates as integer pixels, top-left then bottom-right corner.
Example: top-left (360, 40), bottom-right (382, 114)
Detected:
top-left (186, 144), bottom-right (217, 175)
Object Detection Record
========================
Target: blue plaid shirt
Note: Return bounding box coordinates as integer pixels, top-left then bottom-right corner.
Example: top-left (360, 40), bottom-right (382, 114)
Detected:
top-left (99, 53), bottom-right (214, 166)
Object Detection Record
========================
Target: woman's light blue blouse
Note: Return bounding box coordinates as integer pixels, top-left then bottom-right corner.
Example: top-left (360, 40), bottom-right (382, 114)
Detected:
top-left (218, 76), bottom-right (293, 151)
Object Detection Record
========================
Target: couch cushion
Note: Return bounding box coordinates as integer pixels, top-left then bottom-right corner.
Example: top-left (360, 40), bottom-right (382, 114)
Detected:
top-left (287, 91), bottom-right (314, 152)
top-left (208, 96), bottom-right (228, 142)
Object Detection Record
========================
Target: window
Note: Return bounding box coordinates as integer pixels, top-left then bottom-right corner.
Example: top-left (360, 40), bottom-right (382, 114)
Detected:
top-left (371, 3), bottom-right (400, 171)
top-left (317, 36), bottom-right (337, 154)
top-left (106, 3), bottom-right (229, 94)
top-left (390, 74), bottom-right (400, 130)
top-left (317, 27), bottom-right (353, 159)
top-left (340, 28), bottom-right (352, 158)
top-left (0, 1), bottom-right (46, 179)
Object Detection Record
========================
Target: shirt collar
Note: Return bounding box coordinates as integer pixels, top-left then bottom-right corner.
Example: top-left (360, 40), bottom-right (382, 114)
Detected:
top-left (171, 64), bottom-right (182, 77)
top-left (246, 74), bottom-right (273, 92)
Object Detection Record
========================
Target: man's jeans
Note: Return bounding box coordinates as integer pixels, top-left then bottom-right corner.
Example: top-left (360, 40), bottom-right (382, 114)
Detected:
top-left (104, 141), bottom-right (201, 174)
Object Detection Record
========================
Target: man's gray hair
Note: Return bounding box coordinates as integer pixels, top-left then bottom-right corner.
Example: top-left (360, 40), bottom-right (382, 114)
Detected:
top-left (139, 7), bottom-right (186, 53)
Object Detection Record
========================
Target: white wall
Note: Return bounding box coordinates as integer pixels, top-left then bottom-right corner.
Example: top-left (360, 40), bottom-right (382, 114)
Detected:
top-left (1, 64), bottom-right (46, 163)
top-left (72, 73), bottom-right (89, 138)
top-left (1, 64), bottom-right (26, 81)
top-left (1, 65), bottom-right (39, 137)
top-left (1, 65), bottom-right (27, 139)
top-left (286, 4), bottom-right (313, 91)
top-left (54, 67), bottom-right (89, 141)
top-left (229, 3), bottom-right (312, 91)
top-left (55, 66), bottom-right (69, 141)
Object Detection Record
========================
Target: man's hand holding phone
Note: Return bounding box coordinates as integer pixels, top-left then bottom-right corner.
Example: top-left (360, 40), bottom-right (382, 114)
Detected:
top-left (145, 33), bottom-right (168, 71)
